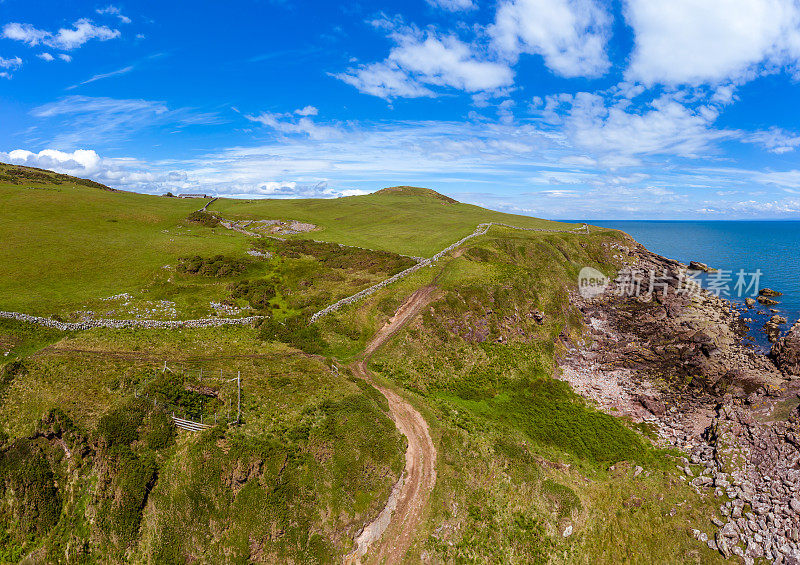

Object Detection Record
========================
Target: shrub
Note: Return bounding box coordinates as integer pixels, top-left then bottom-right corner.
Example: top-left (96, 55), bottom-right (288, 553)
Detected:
top-left (229, 279), bottom-right (276, 310)
top-left (267, 239), bottom-right (416, 274)
top-left (0, 444), bottom-right (62, 536)
top-left (177, 254), bottom-right (250, 277)
top-left (186, 210), bottom-right (220, 227)
top-left (540, 479), bottom-right (581, 518)
top-left (258, 316), bottom-right (326, 354)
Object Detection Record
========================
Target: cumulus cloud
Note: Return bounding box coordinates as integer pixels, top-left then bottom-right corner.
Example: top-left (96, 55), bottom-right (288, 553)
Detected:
top-left (491, 0), bottom-right (611, 78)
top-left (37, 52), bottom-right (54, 62)
top-left (625, 0), bottom-right (800, 85)
top-left (3, 19), bottom-right (120, 51)
top-left (294, 105), bottom-right (319, 116)
top-left (336, 26), bottom-right (514, 99)
top-left (541, 90), bottom-right (735, 158)
top-left (6, 148), bottom-right (103, 175)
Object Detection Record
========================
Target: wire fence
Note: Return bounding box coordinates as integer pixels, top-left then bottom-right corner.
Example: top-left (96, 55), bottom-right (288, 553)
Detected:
top-left (134, 361), bottom-right (242, 430)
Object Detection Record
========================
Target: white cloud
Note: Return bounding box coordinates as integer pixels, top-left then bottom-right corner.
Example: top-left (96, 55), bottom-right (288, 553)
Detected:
top-left (2, 19), bottom-right (120, 51)
top-left (336, 62), bottom-right (436, 99)
top-left (96, 5), bottom-right (132, 24)
top-left (26, 95), bottom-right (223, 148)
top-left (625, 0), bottom-right (800, 85)
top-left (2, 23), bottom-right (48, 46)
top-left (6, 148), bottom-right (103, 175)
top-left (0, 56), bottom-right (22, 78)
top-left (37, 52), bottom-right (54, 62)
top-left (294, 105), bottom-right (319, 116)
top-left (68, 65), bottom-right (135, 89)
top-left (491, 0), bottom-right (611, 77)
top-left (0, 56), bottom-right (23, 69)
top-left (59, 54), bottom-right (72, 62)
top-left (743, 127), bottom-right (800, 154)
top-left (245, 111), bottom-right (342, 140)
top-left (542, 91), bottom-right (735, 158)
top-left (336, 27), bottom-right (514, 99)
top-left (426, 0), bottom-right (477, 11)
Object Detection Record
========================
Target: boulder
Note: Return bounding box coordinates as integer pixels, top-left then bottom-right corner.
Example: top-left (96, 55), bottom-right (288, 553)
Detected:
top-left (689, 261), bottom-right (710, 272)
top-left (760, 288), bottom-right (783, 297)
top-left (636, 394), bottom-right (666, 416)
top-left (745, 298), bottom-right (756, 308)
top-left (759, 296), bottom-right (780, 306)
top-left (773, 321), bottom-right (800, 376)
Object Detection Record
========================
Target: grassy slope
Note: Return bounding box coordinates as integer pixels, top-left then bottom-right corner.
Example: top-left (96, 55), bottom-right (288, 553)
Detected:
top-left (315, 228), bottom-right (726, 564)
top-left (0, 326), bottom-right (404, 562)
top-left (0, 167), bottom-right (576, 318)
top-left (0, 178), bottom-right (247, 316)
top-left (0, 165), bottom-right (723, 563)
top-left (211, 188), bottom-right (580, 257)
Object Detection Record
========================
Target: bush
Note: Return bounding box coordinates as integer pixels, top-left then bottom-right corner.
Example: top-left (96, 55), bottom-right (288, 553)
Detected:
top-left (186, 210), bottom-right (220, 227)
top-left (177, 254), bottom-right (250, 277)
top-left (229, 279), bottom-right (277, 310)
top-left (540, 479), bottom-right (581, 518)
top-left (0, 444), bottom-right (62, 536)
top-left (267, 239), bottom-right (416, 274)
top-left (258, 316), bottom-right (326, 354)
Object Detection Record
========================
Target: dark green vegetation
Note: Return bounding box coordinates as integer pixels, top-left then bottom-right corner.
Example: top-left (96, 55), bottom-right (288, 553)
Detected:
top-left (0, 328), bottom-right (403, 562)
top-left (0, 165), bottom-right (725, 563)
top-left (186, 210), bottom-right (221, 227)
top-left (177, 254), bottom-right (251, 278)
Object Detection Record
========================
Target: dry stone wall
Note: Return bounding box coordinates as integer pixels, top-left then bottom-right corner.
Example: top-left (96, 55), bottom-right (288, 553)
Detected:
top-left (2, 221), bottom-right (588, 331)
top-left (308, 222), bottom-right (588, 323)
top-left (0, 311), bottom-right (263, 331)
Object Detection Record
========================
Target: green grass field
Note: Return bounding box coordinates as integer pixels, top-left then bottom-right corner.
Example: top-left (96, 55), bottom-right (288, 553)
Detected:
top-left (0, 163), bottom-right (725, 564)
top-left (0, 166), bottom-right (577, 318)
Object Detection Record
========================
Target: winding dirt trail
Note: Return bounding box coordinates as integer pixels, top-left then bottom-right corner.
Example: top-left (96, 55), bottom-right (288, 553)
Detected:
top-left (346, 285), bottom-right (438, 565)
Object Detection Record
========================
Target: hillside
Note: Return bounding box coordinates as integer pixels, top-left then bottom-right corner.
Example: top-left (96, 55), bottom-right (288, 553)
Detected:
top-left (0, 164), bottom-right (731, 564)
top-left (0, 165), bottom-right (577, 318)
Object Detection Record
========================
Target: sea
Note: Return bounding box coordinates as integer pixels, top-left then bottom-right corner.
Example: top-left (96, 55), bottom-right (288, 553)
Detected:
top-left (586, 221), bottom-right (800, 351)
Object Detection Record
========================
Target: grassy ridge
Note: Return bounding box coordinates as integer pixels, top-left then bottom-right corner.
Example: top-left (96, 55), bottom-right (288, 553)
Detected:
top-left (0, 169), bottom-right (574, 319)
top-left (211, 188), bottom-right (579, 257)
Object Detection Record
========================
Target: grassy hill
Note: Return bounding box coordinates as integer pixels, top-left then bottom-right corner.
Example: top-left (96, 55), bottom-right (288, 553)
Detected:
top-left (0, 165), bottom-right (577, 318)
top-left (0, 164), bottom-right (725, 564)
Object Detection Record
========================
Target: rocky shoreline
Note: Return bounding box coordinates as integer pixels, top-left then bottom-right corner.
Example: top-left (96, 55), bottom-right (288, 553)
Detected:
top-left (560, 233), bottom-right (800, 564)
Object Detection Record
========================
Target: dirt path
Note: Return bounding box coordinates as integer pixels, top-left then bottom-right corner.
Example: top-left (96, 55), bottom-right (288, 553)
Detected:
top-left (346, 285), bottom-right (438, 565)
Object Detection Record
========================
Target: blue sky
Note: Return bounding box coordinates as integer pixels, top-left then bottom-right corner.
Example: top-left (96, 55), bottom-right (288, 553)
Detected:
top-left (3, 1), bottom-right (800, 218)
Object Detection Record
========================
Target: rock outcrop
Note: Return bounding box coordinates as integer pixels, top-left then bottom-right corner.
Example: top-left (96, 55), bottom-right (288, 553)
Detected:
top-left (773, 321), bottom-right (800, 376)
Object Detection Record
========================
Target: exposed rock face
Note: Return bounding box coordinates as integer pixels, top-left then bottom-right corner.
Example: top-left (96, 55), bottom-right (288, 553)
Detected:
top-left (773, 321), bottom-right (800, 376)
top-left (576, 239), bottom-right (781, 395)
top-left (765, 316), bottom-right (788, 343)
top-left (689, 261), bottom-right (710, 272)
top-left (759, 296), bottom-right (780, 306)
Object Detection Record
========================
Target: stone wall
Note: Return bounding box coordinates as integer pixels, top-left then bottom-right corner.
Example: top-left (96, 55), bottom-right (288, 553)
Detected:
top-left (0, 310), bottom-right (263, 332)
top-left (308, 222), bottom-right (588, 323)
top-left (1, 221), bottom-right (588, 331)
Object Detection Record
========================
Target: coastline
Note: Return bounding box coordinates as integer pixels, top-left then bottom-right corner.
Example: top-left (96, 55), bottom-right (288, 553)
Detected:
top-left (560, 230), bottom-right (800, 562)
